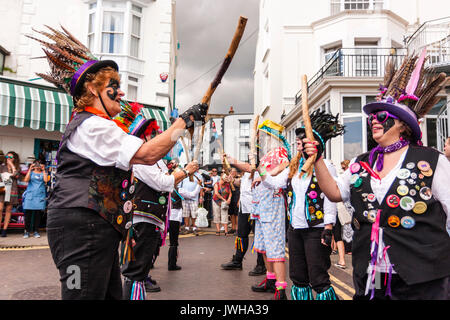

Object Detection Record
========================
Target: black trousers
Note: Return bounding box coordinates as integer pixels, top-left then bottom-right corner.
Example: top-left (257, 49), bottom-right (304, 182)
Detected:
top-left (24, 209), bottom-right (43, 233)
top-left (288, 226), bottom-right (332, 293)
top-left (235, 211), bottom-right (264, 266)
top-left (169, 220), bottom-right (180, 247)
top-left (47, 207), bottom-right (122, 300)
top-left (353, 272), bottom-right (450, 300)
top-left (121, 222), bottom-right (161, 281)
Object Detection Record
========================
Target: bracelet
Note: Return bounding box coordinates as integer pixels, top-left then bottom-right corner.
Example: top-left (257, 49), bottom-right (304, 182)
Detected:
top-left (182, 169), bottom-right (189, 176)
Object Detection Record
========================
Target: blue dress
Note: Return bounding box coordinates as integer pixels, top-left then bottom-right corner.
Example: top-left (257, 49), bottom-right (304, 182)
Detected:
top-left (22, 171), bottom-right (47, 210)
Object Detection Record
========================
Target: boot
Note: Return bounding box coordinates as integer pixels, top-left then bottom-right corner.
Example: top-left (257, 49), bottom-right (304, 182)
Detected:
top-left (248, 264), bottom-right (266, 276)
top-left (220, 255), bottom-right (242, 270)
top-left (168, 246), bottom-right (182, 271)
top-left (272, 288), bottom-right (287, 300)
top-left (144, 276), bottom-right (161, 292)
top-left (251, 278), bottom-right (276, 293)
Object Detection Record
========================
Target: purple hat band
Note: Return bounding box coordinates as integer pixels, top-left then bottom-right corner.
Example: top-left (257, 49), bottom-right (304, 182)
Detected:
top-left (363, 99), bottom-right (421, 142)
top-left (70, 60), bottom-right (98, 96)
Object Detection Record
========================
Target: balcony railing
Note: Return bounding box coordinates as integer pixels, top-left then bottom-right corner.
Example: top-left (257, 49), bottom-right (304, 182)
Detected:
top-left (294, 47), bottom-right (406, 105)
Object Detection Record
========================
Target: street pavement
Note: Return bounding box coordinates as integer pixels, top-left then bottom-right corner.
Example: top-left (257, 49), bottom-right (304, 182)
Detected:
top-left (0, 227), bottom-right (354, 300)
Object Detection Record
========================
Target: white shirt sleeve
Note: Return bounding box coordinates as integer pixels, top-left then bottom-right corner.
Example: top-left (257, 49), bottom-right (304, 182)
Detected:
top-left (67, 116), bottom-right (143, 171)
top-left (323, 160), bottom-right (337, 225)
top-left (262, 167), bottom-right (289, 190)
top-left (178, 184), bottom-right (201, 200)
top-left (431, 154), bottom-right (450, 228)
top-left (334, 157), bottom-right (357, 203)
top-left (133, 163), bottom-right (175, 193)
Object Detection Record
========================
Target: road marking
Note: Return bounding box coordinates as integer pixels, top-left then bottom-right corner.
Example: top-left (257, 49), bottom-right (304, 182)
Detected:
top-left (330, 274), bottom-right (355, 295)
top-left (0, 245), bottom-right (50, 251)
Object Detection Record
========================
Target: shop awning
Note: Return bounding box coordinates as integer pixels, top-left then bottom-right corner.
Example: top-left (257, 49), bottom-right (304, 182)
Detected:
top-left (0, 77), bottom-right (170, 133)
top-left (0, 78), bottom-right (73, 133)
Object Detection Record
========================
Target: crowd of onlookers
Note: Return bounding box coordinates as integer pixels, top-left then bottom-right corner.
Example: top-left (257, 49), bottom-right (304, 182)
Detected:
top-left (0, 150), bottom-right (48, 238)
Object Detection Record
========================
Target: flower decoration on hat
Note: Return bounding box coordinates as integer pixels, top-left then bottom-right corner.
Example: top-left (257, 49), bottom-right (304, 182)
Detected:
top-left (364, 47), bottom-right (449, 143)
top-left (115, 101), bottom-right (159, 138)
top-left (26, 25), bottom-right (118, 99)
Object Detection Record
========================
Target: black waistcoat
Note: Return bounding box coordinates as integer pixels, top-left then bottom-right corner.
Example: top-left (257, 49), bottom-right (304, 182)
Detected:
top-left (48, 112), bottom-right (133, 238)
top-left (350, 145), bottom-right (450, 285)
top-left (171, 188), bottom-right (183, 210)
top-left (132, 177), bottom-right (168, 228)
top-left (287, 173), bottom-right (325, 227)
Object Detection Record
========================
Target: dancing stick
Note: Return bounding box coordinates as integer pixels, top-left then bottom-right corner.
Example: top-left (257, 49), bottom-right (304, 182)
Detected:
top-left (300, 74), bottom-right (317, 177)
top-left (191, 16), bottom-right (248, 161)
top-left (249, 114), bottom-right (260, 172)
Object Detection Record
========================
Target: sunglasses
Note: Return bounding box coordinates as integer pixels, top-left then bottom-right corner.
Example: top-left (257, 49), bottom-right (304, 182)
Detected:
top-left (367, 111), bottom-right (398, 127)
top-left (5, 155), bottom-right (13, 159)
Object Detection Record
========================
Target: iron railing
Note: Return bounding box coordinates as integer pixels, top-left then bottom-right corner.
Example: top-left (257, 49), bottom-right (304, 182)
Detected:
top-left (294, 47), bottom-right (406, 105)
top-left (437, 100), bottom-right (450, 152)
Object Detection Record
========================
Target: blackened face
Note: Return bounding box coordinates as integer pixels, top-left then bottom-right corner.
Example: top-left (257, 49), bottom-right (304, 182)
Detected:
top-left (106, 79), bottom-right (120, 101)
top-left (100, 78), bottom-right (124, 117)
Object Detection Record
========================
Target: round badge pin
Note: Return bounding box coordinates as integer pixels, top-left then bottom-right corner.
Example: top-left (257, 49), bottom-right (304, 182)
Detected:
top-left (129, 185), bottom-right (135, 194)
top-left (309, 191), bottom-right (318, 199)
top-left (125, 221), bottom-right (132, 230)
top-left (313, 177), bottom-right (318, 183)
top-left (311, 184), bottom-right (316, 189)
top-left (418, 173), bottom-right (424, 179)
top-left (397, 185), bottom-right (409, 196)
top-left (123, 200), bottom-right (133, 213)
top-left (363, 210), bottom-right (369, 217)
top-left (399, 196), bottom-right (415, 211)
top-left (367, 210), bottom-right (377, 223)
top-left (116, 215), bottom-right (123, 225)
top-left (354, 178), bottom-right (363, 188)
top-left (386, 194), bottom-right (400, 208)
top-left (158, 196), bottom-right (167, 205)
top-left (122, 179), bottom-right (129, 189)
top-left (308, 206), bottom-right (316, 214)
top-left (410, 172), bottom-right (417, 180)
top-left (312, 198), bottom-right (317, 204)
top-left (397, 168), bottom-right (411, 180)
top-left (120, 191), bottom-right (127, 201)
top-left (367, 193), bottom-right (376, 202)
top-left (350, 174), bottom-right (359, 184)
top-left (316, 211), bottom-right (323, 219)
top-left (421, 169), bottom-right (433, 177)
top-left (388, 215), bottom-right (400, 228)
top-left (417, 161), bottom-right (431, 172)
top-left (401, 216), bottom-right (415, 229)
top-left (409, 189), bottom-right (417, 196)
top-left (399, 180), bottom-right (406, 185)
top-left (406, 162), bottom-right (415, 170)
top-left (413, 201), bottom-right (427, 214)
top-left (350, 162), bottom-right (361, 174)
top-left (419, 187), bottom-right (432, 201)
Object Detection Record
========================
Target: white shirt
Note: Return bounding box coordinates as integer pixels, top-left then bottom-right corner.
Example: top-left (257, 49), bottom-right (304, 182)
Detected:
top-left (239, 172), bottom-right (253, 213)
top-left (211, 175), bottom-right (220, 186)
top-left (263, 159), bottom-right (337, 229)
top-left (179, 175), bottom-right (201, 201)
top-left (67, 116), bottom-right (143, 171)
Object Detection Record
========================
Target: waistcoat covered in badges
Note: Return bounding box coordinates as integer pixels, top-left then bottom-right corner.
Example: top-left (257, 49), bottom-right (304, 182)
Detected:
top-left (132, 178), bottom-right (168, 229)
top-left (48, 112), bottom-right (134, 238)
top-left (350, 145), bottom-right (450, 285)
top-left (286, 174), bottom-right (325, 227)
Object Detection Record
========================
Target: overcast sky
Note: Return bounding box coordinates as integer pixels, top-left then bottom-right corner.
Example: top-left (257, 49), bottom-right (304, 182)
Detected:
top-left (174, 0), bottom-right (259, 115)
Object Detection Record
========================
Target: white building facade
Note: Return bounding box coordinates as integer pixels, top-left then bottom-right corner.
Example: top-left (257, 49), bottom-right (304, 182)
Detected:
top-left (253, 0), bottom-right (450, 167)
top-left (0, 0), bottom-right (177, 162)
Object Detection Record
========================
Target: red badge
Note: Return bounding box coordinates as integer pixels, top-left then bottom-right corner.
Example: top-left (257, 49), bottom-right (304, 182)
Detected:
top-left (386, 194), bottom-right (400, 208)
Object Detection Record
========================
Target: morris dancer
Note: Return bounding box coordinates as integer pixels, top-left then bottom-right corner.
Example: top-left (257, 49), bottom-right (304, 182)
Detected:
top-left (259, 110), bottom-right (344, 300)
top-left (117, 103), bottom-right (199, 300)
top-left (29, 26), bottom-right (207, 299)
top-left (303, 51), bottom-right (450, 299)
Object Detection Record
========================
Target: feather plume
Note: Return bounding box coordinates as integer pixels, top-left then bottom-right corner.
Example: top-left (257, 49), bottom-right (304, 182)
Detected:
top-left (414, 73), bottom-right (448, 117)
top-left (383, 57), bottom-right (396, 90)
top-left (43, 49), bottom-right (75, 72)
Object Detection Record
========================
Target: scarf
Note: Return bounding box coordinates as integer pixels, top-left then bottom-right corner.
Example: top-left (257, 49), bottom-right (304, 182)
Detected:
top-left (369, 138), bottom-right (410, 172)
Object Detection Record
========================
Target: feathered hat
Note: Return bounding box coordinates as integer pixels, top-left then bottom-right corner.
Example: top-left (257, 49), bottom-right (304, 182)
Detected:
top-left (258, 120), bottom-right (292, 160)
top-left (115, 101), bottom-right (159, 138)
top-left (295, 109), bottom-right (345, 151)
top-left (26, 25), bottom-right (118, 99)
top-left (363, 48), bottom-right (449, 143)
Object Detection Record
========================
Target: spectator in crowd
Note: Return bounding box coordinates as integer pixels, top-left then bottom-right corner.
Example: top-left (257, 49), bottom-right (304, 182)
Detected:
top-left (213, 173), bottom-right (232, 235)
top-left (179, 168), bottom-right (203, 235)
top-left (201, 171), bottom-right (213, 227)
top-left (22, 159), bottom-right (48, 238)
top-left (210, 168), bottom-right (220, 185)
top-left (0, 151), bottom-right (20, 237)
top-left (228, 168), bottom-right (240, 234)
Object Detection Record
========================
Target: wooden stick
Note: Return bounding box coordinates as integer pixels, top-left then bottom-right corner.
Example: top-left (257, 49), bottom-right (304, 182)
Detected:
top-left (299, 74), bottom-right (316, 177)
top-left (191, 16), bottom-right (248, 161)
top-left (217, 137), bottom-right (235, 191)
top-left (249, 114), bottom-right (260, 171)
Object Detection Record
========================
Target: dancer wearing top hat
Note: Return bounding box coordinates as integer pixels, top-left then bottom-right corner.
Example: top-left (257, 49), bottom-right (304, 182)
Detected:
top-left (303, 50), bottom-right (450, 299)
top-left (28, 26), bottom-right (207, 300)
top-left (258, 110), bottom-right (345, 300)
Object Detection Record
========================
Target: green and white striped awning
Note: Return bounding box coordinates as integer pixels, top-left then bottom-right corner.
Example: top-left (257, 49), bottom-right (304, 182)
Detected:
top-left (0, 78), bottom-right (170, 133)
top-left (0, 79), bottom-right (73, 133)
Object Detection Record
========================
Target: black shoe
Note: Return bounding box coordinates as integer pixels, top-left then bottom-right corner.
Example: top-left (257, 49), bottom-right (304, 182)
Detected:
top-left (168, 265), bottom-right (182, 271)
top-left (144, 277), bottom-right (161, 292)
top-left (221, 256), bottom-right (242, 270)
top-left (1, 229), bottom-right (6, 237)
top-left (251, 278), bottom-right (276, 293)
top-left (272, 288), bottom-right (287, 300)
top-left (248, 264), bottom-right (266, 276)
top-left (168, 246), bottom-right (182, 271)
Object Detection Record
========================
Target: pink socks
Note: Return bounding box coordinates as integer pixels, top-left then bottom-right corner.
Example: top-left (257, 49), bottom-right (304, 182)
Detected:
top-left (266, 271), bottom-right (276, 280)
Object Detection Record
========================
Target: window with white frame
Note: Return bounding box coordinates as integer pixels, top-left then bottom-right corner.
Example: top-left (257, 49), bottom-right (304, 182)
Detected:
top-left (239, 143), bottom-right (250, 162)
top-left (239, 120), bottom-right (250, 137)
top-left (130, 4), bottom-right (142, 58)
top-left (424, 97), bottom-right (447, 148)
top-left (87, 3), bottom-right (96, 50)
top-left (331, 0), bottom-right (383, 13)
top-left (102, 10), bottom-right (124, 54)
top-left (354, 41), bottom-right (379, 76)
top-left (127, 75), bottom-right (139, 101)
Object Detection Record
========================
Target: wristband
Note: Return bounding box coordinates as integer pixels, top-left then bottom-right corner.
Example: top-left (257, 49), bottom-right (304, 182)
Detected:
top-left (182, 169), bottom-right (189, 176)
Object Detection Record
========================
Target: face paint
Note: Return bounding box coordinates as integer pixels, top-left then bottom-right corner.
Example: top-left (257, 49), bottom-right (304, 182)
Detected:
top-left (105, 79), bottom-right (120, 101)
top-left (381, 117), bottom-right (396, 133)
